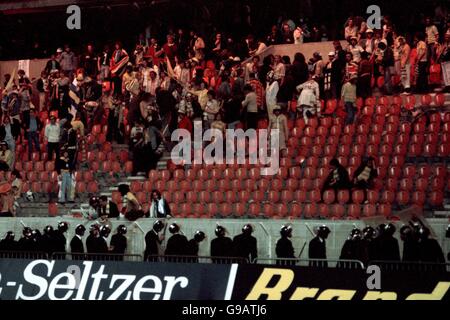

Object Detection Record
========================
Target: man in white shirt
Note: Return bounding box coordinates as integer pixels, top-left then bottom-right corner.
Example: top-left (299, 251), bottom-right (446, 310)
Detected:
top-left (44, 114), bottom-right (60, 161)
top-left (347, 36), bottom-right (364, 63)
top-left (265, 71), bottom-right (279, 118)
top-left (150, 190), bottom-right (171, 218)
top-left (273, 55), bottom-right (285, 84)
top-left (242, 84), bottom-right (258, 129)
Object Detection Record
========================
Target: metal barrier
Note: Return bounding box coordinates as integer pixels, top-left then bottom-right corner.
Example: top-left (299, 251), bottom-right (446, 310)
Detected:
top-left (254, 258), bottom-right (366, 269)
top-left (52, 252), bottom-right (143, 262)
top-left (368, 260), bottom-right (450, 272)
top-left (145, 255), bottom-right (249, 264)
top-left (0, 251), bottom-right (48, 259)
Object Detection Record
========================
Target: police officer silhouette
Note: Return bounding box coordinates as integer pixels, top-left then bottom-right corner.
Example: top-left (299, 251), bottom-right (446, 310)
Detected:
top-left (210, 225), bottom-right (233, 263)
top-left (233, 224), bottom-right (258, 263)
top-left (276, 225), bottom-right (295, 266)
top-left (144, 220), bottom-right (165, 262)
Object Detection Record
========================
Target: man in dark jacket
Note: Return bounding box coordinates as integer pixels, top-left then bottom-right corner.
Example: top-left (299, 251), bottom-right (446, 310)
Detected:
top-left (110, 225), bottom-right (127, 261)
top-left (400, 225), bottom-right (420, 262)
top-left (308, 225), bottom-right (330, 268)
top-left (321, 158), bottom-right (351, 203)
top-left (53, 221), bottom-right (68, 259)
top-left (186, 231), bottom-right (206, 263)
top-left (378, 223), bottom-right (400, 261)
top-left (352, 157), bottom-right (378, 202)
top-left (144, 220), bottom-right (165, 262)
top-left (338, 228), bottom-right (365, 269)
top-left (417, 227), bottom-right (445, 263)
top-left (165, 223), bottom-right (188, 262)
top-left (276, 225), bottom-right (295, 266)
top-left (210, 225), bottom-right (234, 263)
top-left (97, 196), bottom-right (120, 219)
top-left (23, 108), bottom-right (42, 160)
top-left (233, 224), bottom-right (257, 263)
top-left (70, 224), bottom-right (86, 259)
top-left (379, 40), bottom-right (395, 94)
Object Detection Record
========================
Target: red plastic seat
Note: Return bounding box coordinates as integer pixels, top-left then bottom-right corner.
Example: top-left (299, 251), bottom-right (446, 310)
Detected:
top-left (322, 190), bottom-right (335, 204)
top-left (428, 191), bottom-right (443, 207)
top-left (331, 204), bottom-right (345, 219)
top-left (281, 190), bottom-right (294, 203)
top-left (233, 203), bottom-right (246, 217)
top-left (379, 204), bottom-right (392, 217)
top-left (294, 190), bottom-right (307, 203)
top-left (304, 203), bottom-right (317, 218)
top-left (386, 177), bottom-right (398, 190)
top-left (186, 191), bottom-right (197, 203)
top-left (271, 179), bottom-right (283, 191)
top-left (75, 182), bottom-right (86, 194)
top-left (337, 190), bottom-right (349, 204)
top-left (220, 203), bottom-right (233, 217)
top-left (367, 190), bottom-right (379, 204)
top-left (411, 191), bottom-right (426, 207)
top-left (362, 204), bottom-right (376, 217)
top-left (400, 178), bottom-right (414, 191)
top-left (352, 190), bottom-right (365, 204)
top-left (381, 190), bottom-right (395, 204)
top-left (348, 204), bottom-right (361, 219)
top-left (396, 191), bottom-right (410, 205)
top-left (87, 181), bottom-right (98, 193)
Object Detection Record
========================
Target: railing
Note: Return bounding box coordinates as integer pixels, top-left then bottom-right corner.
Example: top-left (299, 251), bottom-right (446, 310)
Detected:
top-left (145, 255), bottom-right (249, 264)
top-left (368, 260), bottom-right (450, 272)
top-left (52, 252), bottom-right (143, 262)
top-left (0, 251), bottom-right (49, 259)
top-left (254, 258), bottom-right (366, 269)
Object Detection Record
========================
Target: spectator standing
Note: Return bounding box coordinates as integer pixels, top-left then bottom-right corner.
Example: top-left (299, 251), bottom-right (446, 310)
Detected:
top-left (425, 17), bottom-right (439, 64)
top-left (56, 148), bottom-right (74, 204)
top-left (296, 72), bottom-right (320, 121)
top-left (415, 32), bottom-right (429, 93)
top-left (44, 114), bottom-right (60, 161)
top-left (59, 45), bottom-right (76, 79)
top-left (398, 36), bottom-right (411, 93)
top-left (23, 108), bottom-right (42, 160)
top-left (36, 71), bottom-right (49, 111)
top-left (241, 84), bottom-right (258, 129)
top-left (341, 74), bottom-right (358, 125)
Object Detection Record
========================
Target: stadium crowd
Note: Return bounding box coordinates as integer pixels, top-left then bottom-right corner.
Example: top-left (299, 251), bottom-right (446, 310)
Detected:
top-left (0, 10), bottom-right (448, 218)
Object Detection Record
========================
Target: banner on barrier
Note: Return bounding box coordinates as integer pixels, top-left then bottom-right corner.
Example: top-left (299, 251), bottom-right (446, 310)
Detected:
top-left (0, 259), bottom-right (235, 300)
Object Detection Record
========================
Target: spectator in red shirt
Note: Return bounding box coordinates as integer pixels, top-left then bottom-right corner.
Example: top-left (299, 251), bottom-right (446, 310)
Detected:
top-left (248, 73), bottom-right (265, 111)
top-left (177, 109), bottom-right (193, 134)
top-left (163, 34), bottom-right (178, 66)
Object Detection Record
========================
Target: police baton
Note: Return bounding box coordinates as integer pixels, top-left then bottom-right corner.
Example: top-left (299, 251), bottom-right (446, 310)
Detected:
top-left (19, 220), bottom-right (27, 228)
top-left (304, 223), bottom-right (315, 237)
top-left (298, 241), bottom-right (307, 258)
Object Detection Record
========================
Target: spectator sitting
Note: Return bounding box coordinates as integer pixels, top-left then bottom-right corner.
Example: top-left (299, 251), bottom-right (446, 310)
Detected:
top-left (352, 157), bottom-right (378, 203)
top-left (0, 141), bottom-right (13, 171)
top-left (321, 158), bottom-right (352, 203)
top-left (98, 195), bottom-right (120, 219)
top-left (149, 189), bottom-right (171, 218)
top-left (118, 184), bottom-right (143, 221)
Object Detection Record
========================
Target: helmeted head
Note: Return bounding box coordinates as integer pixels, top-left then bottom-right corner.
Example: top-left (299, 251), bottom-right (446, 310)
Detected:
top-left (399, 225), bottom-right (412, 241)
top-left (169, 223), bottom-right (180, 234)
top-left (23, 227), bottom-right (32, 238)
top-left (100, 225), bottom-right (111, 238)
top-left (384, 223), bottom-right (396, 236)
top-left (90, 224), bottom-right (100, 236)
top-left (153, 220), bottom-right (165, 233)
top-left (446, 225), bottom-right (450, 238)
top-left (280, 225), bottom-right (293, 238)
top-left (58, 221), bottom-right (69, 233)
top-left (418, 226), bottom-right (430, 240)
top-left (32, 229), bottom-right (41, 240)
top-left (75, 224), bottom-right (86, 236)
top-left (117, 225), bottom-right (127, 235)
top-left (5, 231), bottom-right (15, 241)
top-left (350, 228), bottom-right (362, 240)
top-left (215, 225), bottom-right (226, 237)
top-left (194, 230), bottom-right (206, 243)
top-left (44, 225), bottom-right (54, 236)
top-left (317, 225), bottom-right (330, 239)
top-left (242, 224), bottom-right (253, 236)
top-left (362, 226), bottom-right (375, 240)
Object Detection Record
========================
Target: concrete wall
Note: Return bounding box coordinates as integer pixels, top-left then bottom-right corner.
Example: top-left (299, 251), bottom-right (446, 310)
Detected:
top-left (242, 41), bottom-right (336, 65)
top-left (0, 59), bottom-right (47, 85)
top-left (0, 217), bottom-right (448, 262)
